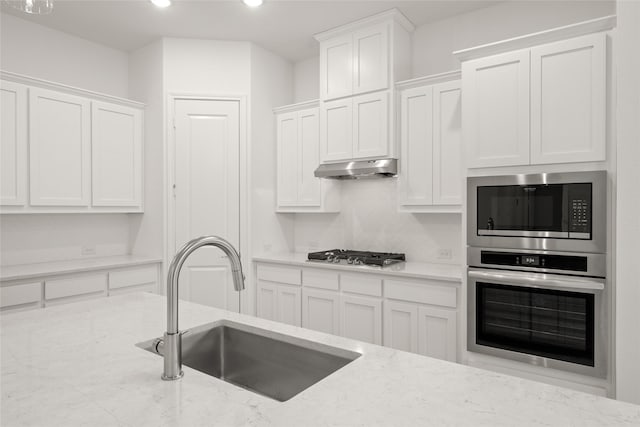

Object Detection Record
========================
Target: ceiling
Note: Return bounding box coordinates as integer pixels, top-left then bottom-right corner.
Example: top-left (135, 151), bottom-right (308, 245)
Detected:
top-left (0, 0), bottom-right (501, 62)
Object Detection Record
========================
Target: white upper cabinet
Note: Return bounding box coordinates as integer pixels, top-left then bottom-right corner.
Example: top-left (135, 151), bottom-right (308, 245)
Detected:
top-left (0, 72), bottom-right (145, 214)
top-left (29, 88), bottom-right (91, 206)
top-left (320, 33), bottom-right (354, 101)
top-left (91, 101), bottom-right (143, 208)
top-left (316, 9), bottom-right (413, 164)
top-left (456, 20), bottom-right (611, 169)
top-left (352, 22), bottom-right (390, 96)
top-left (530, 33), bottom-right (606, 164)
top-left (352, 90), bottom-right (389, 159)
top-left (0, 81), bottom-right (27, 206)
top-left (462, 50), bottom-right (530, 168)
top-left (397, 73), bottom-right (462, 212)
top-left (275, 101), bottom-right (339, 213)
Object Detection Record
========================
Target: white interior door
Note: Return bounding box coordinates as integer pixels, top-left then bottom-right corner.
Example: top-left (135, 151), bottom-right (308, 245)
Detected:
top-left (174, 98), bottom-right (240, 311)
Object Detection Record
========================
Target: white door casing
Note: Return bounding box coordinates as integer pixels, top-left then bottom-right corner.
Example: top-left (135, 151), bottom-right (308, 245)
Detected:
top-left (173, 98), bottom-right (240, 312)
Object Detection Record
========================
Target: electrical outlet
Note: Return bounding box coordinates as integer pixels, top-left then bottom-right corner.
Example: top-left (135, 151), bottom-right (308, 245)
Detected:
top-left (81, 245), bottom-right (96, 256)
top-left (263, 244), bottom-right (272, 253)
top-left (437, 248), bottom-right (452, 260)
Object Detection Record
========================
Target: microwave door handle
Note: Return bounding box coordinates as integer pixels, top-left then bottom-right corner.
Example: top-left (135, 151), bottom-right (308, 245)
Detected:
top-left (468, 269), bottom-right (605, 292)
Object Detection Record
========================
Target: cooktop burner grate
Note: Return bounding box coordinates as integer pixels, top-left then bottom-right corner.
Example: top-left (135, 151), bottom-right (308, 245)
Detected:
top-left (307, 249), bottom-right (406, 267)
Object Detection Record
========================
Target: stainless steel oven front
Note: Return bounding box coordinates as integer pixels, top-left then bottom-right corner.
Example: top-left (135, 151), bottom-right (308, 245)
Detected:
top-left (467, 171), bottom-right (607, 253)
top-left (467, 248), bottom-right (607, 378)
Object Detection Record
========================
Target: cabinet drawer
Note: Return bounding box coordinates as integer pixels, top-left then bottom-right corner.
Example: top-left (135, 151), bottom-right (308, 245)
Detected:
top-left (385, 279), bottom-right (457, 308)
top-left (256, 264), bottom-right (301, 286)
top-left (341, 274), bottom-right (382, 297)
top-left (109, 265), bottom-right (157, 290)
top-left (303, 268), bottom-right (339, 290)
top-left (0, 282), bottom-right (42, 308)
top-left (45, 273), bottom-right (106, 300)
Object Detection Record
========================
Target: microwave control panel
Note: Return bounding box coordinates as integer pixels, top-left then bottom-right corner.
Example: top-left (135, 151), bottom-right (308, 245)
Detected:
top-left (568, 183), bottom-right (592, 236)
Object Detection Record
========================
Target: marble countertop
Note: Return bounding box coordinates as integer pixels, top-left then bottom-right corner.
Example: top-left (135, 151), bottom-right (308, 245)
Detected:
top-left (2, 293), bottom-right (639, 426)
top-left (0, 255), bottom-right (162, 282)
top-left (253, 252), bottom-right (463, 282)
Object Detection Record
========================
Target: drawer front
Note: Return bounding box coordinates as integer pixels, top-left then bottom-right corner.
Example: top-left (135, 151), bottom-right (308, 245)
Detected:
top-left (109, 265), bottom-right (157, 290)
top-left (303, 268), bottom-right (339, 290)
top-left (45, 273), bottom-right (107, 300)
top-left (0, 282), bottom-right (42, 308)
top-left (341, 274), bottom-right (382, 297)
top-left (385, 279), bottom-right (457, 308)
top-left (256, 264), bottom-right (301, 286)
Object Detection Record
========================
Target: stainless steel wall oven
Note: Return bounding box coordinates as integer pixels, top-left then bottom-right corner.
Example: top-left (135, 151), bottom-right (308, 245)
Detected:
top-left (467, 171), bottom-right (608, 378)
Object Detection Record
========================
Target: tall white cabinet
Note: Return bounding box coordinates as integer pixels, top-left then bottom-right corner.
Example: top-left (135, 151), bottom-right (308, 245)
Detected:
top-left (397, 72), bottom-right (463, 212)
top-left (459, 31), bottom-right (608, 168)
top-left (274, 101), bottom-right (339, 213)
top-left (0, 81), bottom-right (27, 206)
top-left (315, 9), bottom-right (413, 164)
top-left (0, 72), bottom-right (144, 213)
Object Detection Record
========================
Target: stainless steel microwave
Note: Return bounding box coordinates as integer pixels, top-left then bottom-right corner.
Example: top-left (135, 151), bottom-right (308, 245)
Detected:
top-left (467, 171), bottom-right (607, 253)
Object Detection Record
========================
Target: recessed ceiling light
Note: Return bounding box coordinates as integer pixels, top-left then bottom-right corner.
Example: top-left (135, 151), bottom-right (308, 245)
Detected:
top-left (150, 0), bottom-right (171, 8)
top-left (242, 0), bottom-right (263, 7)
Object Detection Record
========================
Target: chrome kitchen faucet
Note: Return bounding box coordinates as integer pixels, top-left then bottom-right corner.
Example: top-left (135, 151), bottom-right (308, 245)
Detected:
top-left (162, 235), bottom-right (245, 380)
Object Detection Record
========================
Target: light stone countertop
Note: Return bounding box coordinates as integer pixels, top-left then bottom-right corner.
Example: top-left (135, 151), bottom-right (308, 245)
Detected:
top-left (2, 292), bottom-right (640, 427)
top-left (253, 252), bottom-right (463, 282)
top-left (0, 255), bottom-right (162, 282)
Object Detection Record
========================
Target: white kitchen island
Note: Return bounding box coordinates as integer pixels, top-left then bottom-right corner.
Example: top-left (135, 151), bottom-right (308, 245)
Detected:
top-left (1, 292), bottom-right (639, 426)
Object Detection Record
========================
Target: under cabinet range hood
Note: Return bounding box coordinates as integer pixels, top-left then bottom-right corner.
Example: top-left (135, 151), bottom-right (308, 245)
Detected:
top-left (314, 159), bottom-right (398, 180)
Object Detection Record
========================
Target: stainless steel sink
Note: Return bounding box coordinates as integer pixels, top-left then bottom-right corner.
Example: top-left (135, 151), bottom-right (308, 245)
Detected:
top-left (137, 320), bottom-right (360, 402)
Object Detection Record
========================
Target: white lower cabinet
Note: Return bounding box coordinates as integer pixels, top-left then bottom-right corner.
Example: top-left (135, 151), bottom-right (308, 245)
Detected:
top-left (254, 262), bottom-right (460, 363)
top-left (256, 281), bottom-right (302, 327)
top-left (341, 294), bottom-right (382, 345)
top-left (417, 306), bottom-right (457, 362)
top-left (302, 288), bottom-right (341, 335)
top-left (1, 262), bottom-right (159, 313)
top-left (0, 281), bottom-right (42, 313)
top-left (383, 299), bottom-right (418, 353)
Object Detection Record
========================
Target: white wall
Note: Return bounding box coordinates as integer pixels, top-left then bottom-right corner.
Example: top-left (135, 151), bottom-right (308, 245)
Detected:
top-left (250, 44), bottom-right (295, 257)
top-left (293, 56), bottom-right (319, 103)
top-left (128, 40), bottom-right (164, 262)
top-left (412, 0), bottom-right (616, 76)
top-left (0, 13), bottom-right (132, 266)
top-left (290, 1), bottom-right (615, 264)
top-left (615, 0), bottom-right (640, 405)
top-left (0, 13), bottom-right (129, 97)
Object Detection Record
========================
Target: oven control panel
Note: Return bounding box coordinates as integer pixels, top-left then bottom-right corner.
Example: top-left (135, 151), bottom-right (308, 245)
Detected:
top-left (480, 251), bottom-right (588, 272)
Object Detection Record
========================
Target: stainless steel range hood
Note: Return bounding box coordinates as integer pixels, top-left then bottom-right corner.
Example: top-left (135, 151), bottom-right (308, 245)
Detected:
top-left (314, 159), bottom-right (398, 180)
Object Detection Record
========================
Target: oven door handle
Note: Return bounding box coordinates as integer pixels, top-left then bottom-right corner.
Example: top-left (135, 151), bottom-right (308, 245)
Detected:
top-left (468, 268), bottom-right (605, 291)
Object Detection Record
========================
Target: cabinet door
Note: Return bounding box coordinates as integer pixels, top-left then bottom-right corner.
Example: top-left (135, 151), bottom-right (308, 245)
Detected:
top-left (276, 111), bottom-right (298, 207)
top-left (29, 88), bottom-right (90, 206)
top-left (320, 33), bottom-right (353, 101)
top-left (398, 85), bottom-right (433, 206)
top-left (417, 306), bottom-right (457, 362)
top-left (297, 108), bottom-right (321, 206)
top-left (302, 288), bottom-right (340, 335)
top-left (530, 33), bottom-right (606, 164)
top-left (256, 281), bottom-right (278, 322)
top-left (352, 91), bottom-right (389, 159)
top-left (0, 81), bottom-right (27, 206)
top-left (352, 23), bottom-right (389, 95)
top-left (320, 98), bottom-right (352, 162)
top-left (432, 80), bottom-right (462, 205)
top-left (341, 294), bottom-right (382, 345)
top-left (463, 49), bottom-right (530, 168)
top-left (383, 300), bottom-right (418, 353)
top-left (276, 285), bottom-right (302, 327)
top-left (91, 101), bottom-right (143, 207)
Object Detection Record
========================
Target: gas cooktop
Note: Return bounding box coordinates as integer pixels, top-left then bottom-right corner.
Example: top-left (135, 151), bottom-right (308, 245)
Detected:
top-left (307, 249), bottom-right (406, 267)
